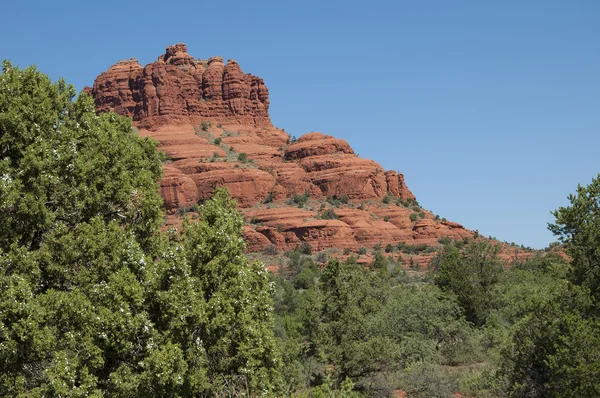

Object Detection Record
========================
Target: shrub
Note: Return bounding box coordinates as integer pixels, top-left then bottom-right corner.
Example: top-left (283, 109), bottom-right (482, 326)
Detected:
top-left (237, 152), bottom-right (248, 163)
top-left (398, 242), bottom-right (428, 254)
top-left (410, 213), bottom-right (419, 222)
top-left (358, 247), bottom-right (368, 255)
top-left (423, 246), bottom-right (438, 254)
top-left (201, 121), bottom-right (211, 131)
top-left (438, 236), bottom-right (452, 245)
top-left (384, 216), bottom-right (390, 222)
top-left (409, 257), bottom-right (419, 270)
top-left (385, 243), bottom-right (394, 253)
top-left (370, 251), bottom-right (389, 270)
top-left (343, 248), bottom-right (351, 255)
top-left (263, 191), bottom-right (275, 204)
top-left (399, 362), bottom-right (457, 398)
top-left (382, 195), bottom-right (390, 204)
top-left (214, 137), bottom-right (222, 145)
top-left (299, 241), bottom-right (313, 255)
top-left (293, 267), bottom-right (316, 290)
top-left (339, 194), bottom-right (350, 204)
top-left (292, 191), bottom-right (310, 208)
top-left (326, 195), bottom-right (338, 206)
top-left (315, 251), bottom-right (328, 264)
top-left (320, 209), bottom-right (339, 220)
top-left (263, 244), bottom-right (279, 255)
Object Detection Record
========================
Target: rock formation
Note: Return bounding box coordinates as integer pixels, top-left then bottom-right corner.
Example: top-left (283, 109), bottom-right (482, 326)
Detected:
top-left (85, 43), bottom-right (271, 130)
top-left (87, 44), bottom-right (519, 264)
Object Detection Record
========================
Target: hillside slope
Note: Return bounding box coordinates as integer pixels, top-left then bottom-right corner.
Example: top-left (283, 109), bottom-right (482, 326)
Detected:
top-left (86, 43), bottom-right (498, 263)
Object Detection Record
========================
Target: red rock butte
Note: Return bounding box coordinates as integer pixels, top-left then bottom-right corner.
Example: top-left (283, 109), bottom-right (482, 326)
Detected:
top-left (87, 43), bottom-right (506, 261)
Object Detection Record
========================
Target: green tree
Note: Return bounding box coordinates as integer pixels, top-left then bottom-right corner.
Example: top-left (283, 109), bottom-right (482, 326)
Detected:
top-left (549, 174), bottom-right (600, 302)
top-left (314, 259), bottom-right (394, 388)
top-left (182, 188), bottom-right (282, 393)
top-left (0, 63), bottom-right (282, 396)
top-left (500, 287), bottom-right (600, 398)
top-left (0, 61), bottom-right (163, 252)
top-left (500, 175), bottom-right (600, 397)
top-left (432, 241), bottom-right (504, 326)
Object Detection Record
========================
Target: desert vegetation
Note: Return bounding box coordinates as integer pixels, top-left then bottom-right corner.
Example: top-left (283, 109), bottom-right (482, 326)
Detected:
top-left (1, 62), bottom-right (599, 397)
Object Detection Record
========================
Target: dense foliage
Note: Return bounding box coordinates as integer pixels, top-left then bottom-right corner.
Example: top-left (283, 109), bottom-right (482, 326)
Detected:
top-left (1, 62), bottom-right (599, 397)
top-left (0, 63), bottom-right (281, 396)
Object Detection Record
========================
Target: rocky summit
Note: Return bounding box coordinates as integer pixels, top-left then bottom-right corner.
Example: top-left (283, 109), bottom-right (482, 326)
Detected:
top-left (86, 43), bottom-right (486, 262)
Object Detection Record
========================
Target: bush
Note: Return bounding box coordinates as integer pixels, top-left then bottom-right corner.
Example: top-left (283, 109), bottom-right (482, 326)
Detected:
top-left (299, 241), bottom-right (313, 255)
top-left (398, 362), bottom-right (457, 398)
top-left (263, 244), bottom-right (279, 255)
top-left (398, 242), bottom-right (428, 254)
top-left (201, 121), bottom-right (211, 131)
top-left (370, 251), bottom-right (390, 270)
top-left (385, 243), bottom-right (394, 253)
top-left (315, 251), bottom-right (328, 264)
top-left (263, 191), bottom-right (275, 204)
top-left (237, 152), bottom-right (248, 163)
top-left (396, 198), bottom-right (407, 207)
top-left (214, 137), bottom-right (222, 145)
top-left (292, 191), bottom-right (310, 208)
top-left (319, 209), bottom-right (339, 220)
top-left (358, 247), bottom-right (368, 255)
top-left (438, 236), bottom-right (452, 245)
top-left (384, 216), bottom-right (390, 222)
top-left (410, 213), bottom-right (419, 222)
top-left (294, 267), bottom-right (317, 290)
top-left (339, 194), bottom-right (350, 204)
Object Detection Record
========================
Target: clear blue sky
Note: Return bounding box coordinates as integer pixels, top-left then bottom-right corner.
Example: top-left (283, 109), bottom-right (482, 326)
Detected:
top-left (3, 1), bottom-right (599, 248)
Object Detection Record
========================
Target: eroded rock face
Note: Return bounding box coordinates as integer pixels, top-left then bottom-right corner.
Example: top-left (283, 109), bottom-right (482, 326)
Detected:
top-left (241, 206), bottom-right (474, 252)
top-left (86, 43), bottom-right (271, 130)
top-left (88, 44), bottom-right (476, 255)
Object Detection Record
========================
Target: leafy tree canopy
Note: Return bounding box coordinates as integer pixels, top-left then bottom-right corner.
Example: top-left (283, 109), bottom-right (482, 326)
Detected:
top-left (0, 62), bottom-right (282, 396)
top-left (0, 60), bottom-right (163, 252)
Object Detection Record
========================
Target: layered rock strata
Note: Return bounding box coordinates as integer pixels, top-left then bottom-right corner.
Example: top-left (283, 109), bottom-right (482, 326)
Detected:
top-left (87, 44), bottom-right (478, 255)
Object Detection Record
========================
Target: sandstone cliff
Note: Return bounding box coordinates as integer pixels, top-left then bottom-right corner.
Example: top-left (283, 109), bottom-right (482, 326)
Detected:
top-left (87, 44), bottom-right (499, 263)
